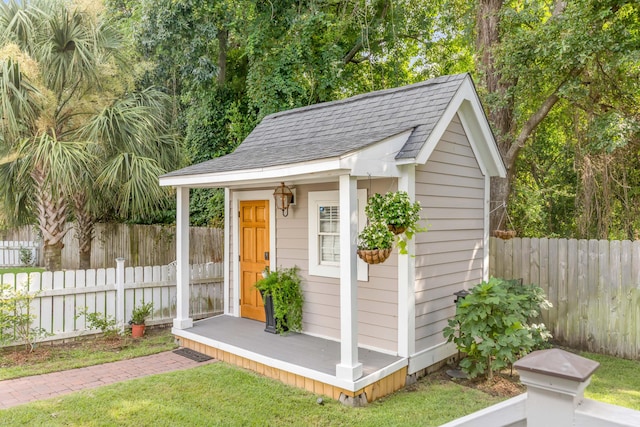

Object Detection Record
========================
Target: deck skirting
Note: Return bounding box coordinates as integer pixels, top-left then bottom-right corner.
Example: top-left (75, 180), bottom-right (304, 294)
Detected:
top-left (178, 336), bottom-right (408, 402)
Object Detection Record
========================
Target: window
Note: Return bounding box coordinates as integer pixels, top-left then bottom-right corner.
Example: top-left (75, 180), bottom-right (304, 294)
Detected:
top-left (308, 189), bottom-right (367, 279)
top-left (319, 205), bottom-right (340, 264)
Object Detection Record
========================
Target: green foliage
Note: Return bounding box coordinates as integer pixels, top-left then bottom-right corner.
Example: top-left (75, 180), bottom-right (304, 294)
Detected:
top-left (443, 278), bottom-right (552, 380)
top-left (0, 282), bottom-right (49, 352)
top-left (363, 191), bottom-right (426, 254)
top-left (129, 302), bottom-right (153, 325)
top-left (358, 221), bottom-right (394, 250)
top-left (254, 266), bottom-right (303, 334)
top-left (18, 247), bottom-right (34, 266)
top-left (76, 307), bottom-right (119, 338)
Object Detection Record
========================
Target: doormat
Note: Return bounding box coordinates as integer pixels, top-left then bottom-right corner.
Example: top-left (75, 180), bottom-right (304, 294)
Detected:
top-left (173, 348), bottom-right (213, 362)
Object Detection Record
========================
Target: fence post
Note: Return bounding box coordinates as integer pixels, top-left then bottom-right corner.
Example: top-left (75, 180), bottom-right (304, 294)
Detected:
top-left (116, 257), bottom-right (126, 333)
top-left (514, 348), bottom-right (599, 427)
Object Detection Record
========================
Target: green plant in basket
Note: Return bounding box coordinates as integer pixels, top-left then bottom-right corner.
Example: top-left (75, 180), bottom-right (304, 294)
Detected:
top-left (357, 221), bottom-right (394, 250)
top-left (364, 191), bottom-right (426, 254)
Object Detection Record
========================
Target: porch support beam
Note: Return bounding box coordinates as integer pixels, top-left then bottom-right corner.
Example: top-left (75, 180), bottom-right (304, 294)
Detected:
top-left (336, 174), bottom-right (363, 381)
top-left (173, 186), bottom-right (193, 329)
top-left (397, 166), bottom-right (416, 358)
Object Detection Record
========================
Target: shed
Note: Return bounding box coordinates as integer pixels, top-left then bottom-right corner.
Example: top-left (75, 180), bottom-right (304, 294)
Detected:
top-left (160, 73), bottom-right (506, 403)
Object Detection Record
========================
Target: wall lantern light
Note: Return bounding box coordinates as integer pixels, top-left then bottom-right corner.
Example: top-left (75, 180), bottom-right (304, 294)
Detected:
top-left (273, 182), bottom-right (294, 217)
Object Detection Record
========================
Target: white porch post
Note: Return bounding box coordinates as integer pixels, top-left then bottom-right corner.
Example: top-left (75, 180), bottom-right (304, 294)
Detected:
top-left (173, 186), bottom-right (193, 329)
top-left (397, 166), bottom-right (416, 358)
top-left (336, 174), bottom-right (363, 381)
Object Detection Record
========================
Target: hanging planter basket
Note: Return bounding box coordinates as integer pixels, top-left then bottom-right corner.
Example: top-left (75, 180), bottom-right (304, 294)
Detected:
top-left (357, 248), bottom-right (392, 264)
top-left (387, 224), bottom-right (406, 235)
top-left (494, 230), bottom-right (517, 240)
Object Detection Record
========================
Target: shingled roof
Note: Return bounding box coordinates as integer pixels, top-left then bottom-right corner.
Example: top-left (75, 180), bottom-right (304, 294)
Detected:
top-left (163, 73), bottom-right (468, 179)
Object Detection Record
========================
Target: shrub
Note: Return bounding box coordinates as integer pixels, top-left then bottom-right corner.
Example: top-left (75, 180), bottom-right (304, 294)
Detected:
top-left (0, 282), bottom-right (49, 351)
top-left (19, 247), bottom-right (34, 266)
top-left (254, 266), bottom-right (303, 334)
top-left (443, 277), bottom-right (552, 379)
top-left (76, 307), bottom-right (119, 338)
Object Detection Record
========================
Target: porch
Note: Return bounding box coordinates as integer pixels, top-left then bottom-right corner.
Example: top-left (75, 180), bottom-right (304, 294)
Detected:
top-left (173, 315), bottom-right (408, 403)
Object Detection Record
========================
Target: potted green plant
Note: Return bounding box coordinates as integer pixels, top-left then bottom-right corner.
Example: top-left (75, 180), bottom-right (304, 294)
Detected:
top-left (363, 191), bottom-right (426, 256)
top-left (129, 302), bottom-right (153, 338)
top-left (357, 221), bottom-right (394, 264)
top-left (254, 266), bottom-right (303, 334)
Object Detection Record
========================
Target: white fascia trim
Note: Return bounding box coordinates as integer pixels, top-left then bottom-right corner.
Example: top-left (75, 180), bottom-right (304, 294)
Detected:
top-left (231, 189), bottom-right (277, 318)
top-left (159, 130), bottom-right (414, 189)
top-left (343, 129), bottom-right (413, 177)
top-left (173, 327), bottom-right (408, 392)
top-left (457, 98), bottom-right (506, 178)
top-left (414, 76), bottom-right (506, 178)
top-left (159, 158), bottom-right (347, 188)
top-left (408, 341), bottom-right (457, 375)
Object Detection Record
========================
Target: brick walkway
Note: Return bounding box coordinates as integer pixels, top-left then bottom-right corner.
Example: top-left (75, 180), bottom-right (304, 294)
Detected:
top-left (0, 350), bottom-right (215, 409)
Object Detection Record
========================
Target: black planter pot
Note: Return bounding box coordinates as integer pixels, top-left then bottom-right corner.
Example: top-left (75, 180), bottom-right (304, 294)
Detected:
top-left (260, 290), bottom-right (288, 334)
top-left (262, 291), bottom-right (277, 334)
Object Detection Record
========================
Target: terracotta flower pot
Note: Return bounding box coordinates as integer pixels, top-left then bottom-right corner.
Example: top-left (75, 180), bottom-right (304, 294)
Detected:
top-left (131, 324), bottom-right (145, 338)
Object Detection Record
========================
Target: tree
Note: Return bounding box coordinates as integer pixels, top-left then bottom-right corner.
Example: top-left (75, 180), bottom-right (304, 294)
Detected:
top-left (0, 0), bottom-right (182, 270)
top-left (465, 0), bottom-right (640, 232)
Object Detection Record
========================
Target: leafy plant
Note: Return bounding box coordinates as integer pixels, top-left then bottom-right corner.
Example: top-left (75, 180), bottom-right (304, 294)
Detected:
top-left (77, 308), bottom-right (119, 338)
top-left (363, 191), bottom-right (427, 254)
top-left (254, 266), bottom-right (303, 334)
top-left (130, 302), bottom-right (154, 325)
top-left (0, 283), bottom-right (49, 352)
top-left (18, 247), bottom-right (34, 266)
top-left (443, 277), bottom-right (552, 379)
top-left (357, 221), bottom-right (394, 250)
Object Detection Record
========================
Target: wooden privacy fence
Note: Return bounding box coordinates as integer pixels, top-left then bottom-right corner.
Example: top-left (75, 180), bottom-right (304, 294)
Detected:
top-left (490, 237), bottom-right (640, 359)
top-left (0, 261), bottom-right (224, 346)
top-left (0, 223), bottom-right (223, 269)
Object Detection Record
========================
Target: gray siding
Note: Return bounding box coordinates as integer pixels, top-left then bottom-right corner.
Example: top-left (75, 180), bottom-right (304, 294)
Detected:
top-left (275, 180), bottom-right (399, 353)
top-left (414, 114), bottom-right (485, 352)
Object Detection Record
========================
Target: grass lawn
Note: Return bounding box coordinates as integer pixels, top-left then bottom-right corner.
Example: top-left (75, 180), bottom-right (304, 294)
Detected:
top-left (582, 351), bottom-right (640, 410)
top-left (0, 267), bottom-right (45, 275)
top-left (0, 328), bottom-right (177, 380)
top-left (0, 362), bottom-right (505, 426)
top-left (0, 330), bottom-right (638, 426)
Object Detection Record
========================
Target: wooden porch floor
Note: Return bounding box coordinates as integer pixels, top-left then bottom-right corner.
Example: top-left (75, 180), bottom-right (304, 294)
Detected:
top-left (173, 315), bottom-right (408, 402)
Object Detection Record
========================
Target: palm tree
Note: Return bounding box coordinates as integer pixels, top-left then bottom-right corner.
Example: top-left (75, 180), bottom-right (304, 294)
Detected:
top-left (74, 88), bottom-right (182, 269)
top-left (0, 0), bottom-right (181, 270)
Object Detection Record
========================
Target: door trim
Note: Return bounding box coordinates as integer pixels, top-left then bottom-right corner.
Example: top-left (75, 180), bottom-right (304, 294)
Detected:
top-left (232, 190), bottom-right (276, 318)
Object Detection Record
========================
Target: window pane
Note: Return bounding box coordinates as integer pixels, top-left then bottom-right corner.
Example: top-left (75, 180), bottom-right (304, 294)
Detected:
top-left (320, 235), bottom-right (340, 262)
top-left (319, 206), bottom-right (339, 232)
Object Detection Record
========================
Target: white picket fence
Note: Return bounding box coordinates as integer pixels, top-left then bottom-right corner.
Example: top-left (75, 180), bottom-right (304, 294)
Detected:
top-left (0, 241), bottom-right (38, 267)
top-left (0, 261), bottom-right (224, 346)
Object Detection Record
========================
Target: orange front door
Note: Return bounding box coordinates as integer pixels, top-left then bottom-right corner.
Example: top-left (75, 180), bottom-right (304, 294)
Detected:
top-left (239, 200), bottom-right (269, 321)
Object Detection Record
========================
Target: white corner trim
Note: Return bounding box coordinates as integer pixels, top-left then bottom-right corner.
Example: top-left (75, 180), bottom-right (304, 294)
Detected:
top-left (483, 175), bottom-right (490, 282)
top-left (224, 187), bottom-right (231, 315)
top-left (397, 166), bottom-right (416, 358)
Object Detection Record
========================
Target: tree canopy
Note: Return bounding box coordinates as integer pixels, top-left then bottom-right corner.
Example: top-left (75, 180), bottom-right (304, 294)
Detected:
top-left (2, 0), bottom-right (638, 248)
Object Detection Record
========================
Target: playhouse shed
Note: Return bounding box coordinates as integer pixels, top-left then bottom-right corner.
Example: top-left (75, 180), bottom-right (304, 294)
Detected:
top-left (159, 73), bottom-right (506, 403)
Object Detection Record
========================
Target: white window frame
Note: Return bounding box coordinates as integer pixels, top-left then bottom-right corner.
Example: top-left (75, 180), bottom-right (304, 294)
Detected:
top-left (308, 189), bottom-right (368, 280)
